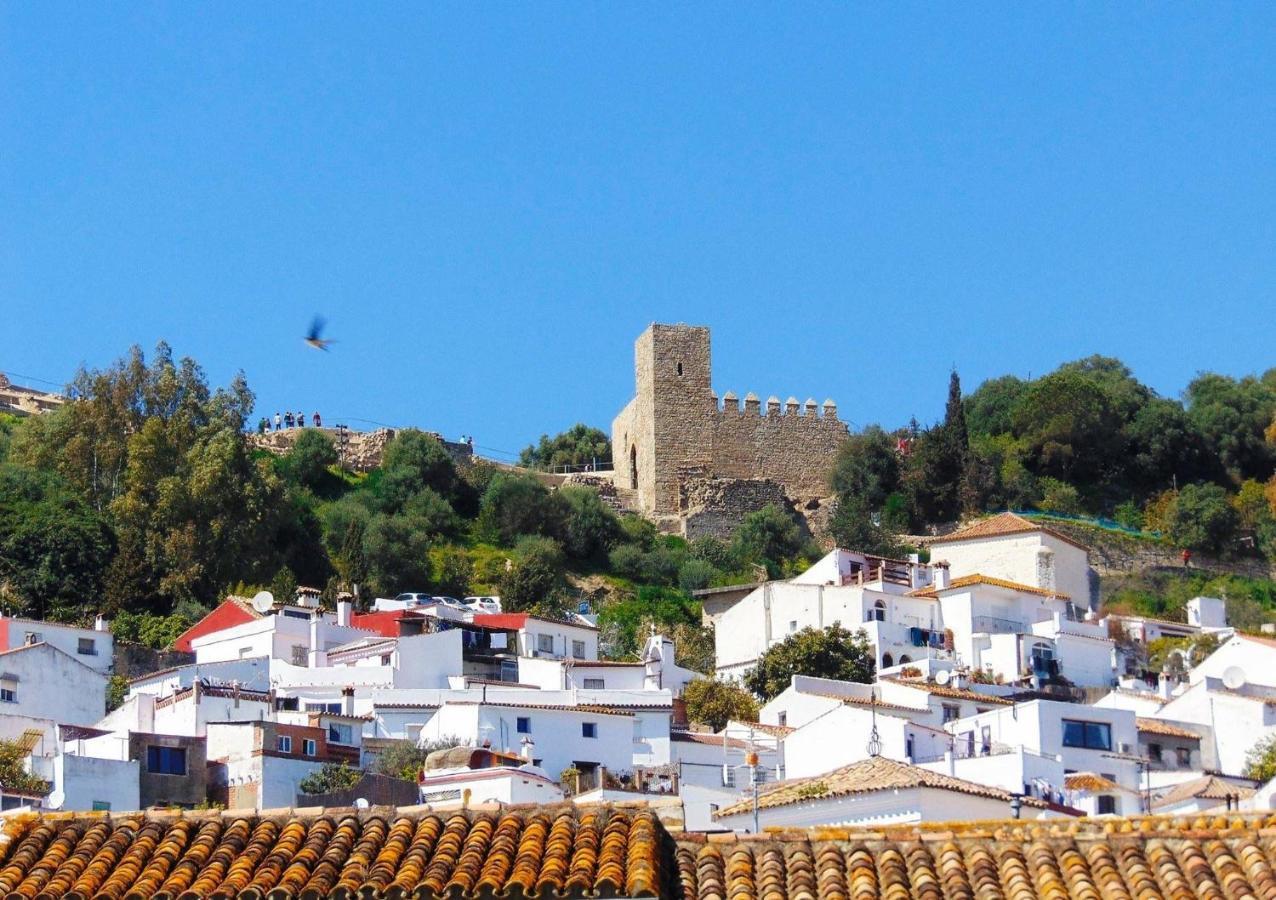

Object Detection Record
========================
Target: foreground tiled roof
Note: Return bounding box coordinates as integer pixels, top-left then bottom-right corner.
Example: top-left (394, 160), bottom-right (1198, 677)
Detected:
top-left (1154, 774), bottom-right (1257, 810)
top-left (0, 806), bottom-right (665, 899)
top-left (908, 573), bottom-right (1071, 600)
top-left (673, 813), bottom-right (1276, 900)
top-left (9, 806), bottom-right (1276, 898)
top-left (1136, 717), bottom-right (1201, 740)
top-left (1064, 772), bottom-right (1136, 795)
top-left (714, 756), bottom-right (1052, 818)
top-left (930, 510), bottom-right (1090, 551)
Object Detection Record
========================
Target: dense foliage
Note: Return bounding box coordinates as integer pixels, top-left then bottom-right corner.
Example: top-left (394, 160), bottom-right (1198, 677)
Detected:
top-left (682, 677), bottom-right (759, 730)
top-left (744, 624), bottom-right (877, 701)
top-left (830, 358), bottom-right (1276, 560)
top-left (0, 739), bottom-right (49, 794)
top-left (518, 424), bottom-right (611, 472)
top-left (297, 762), bottom-right (363, 795)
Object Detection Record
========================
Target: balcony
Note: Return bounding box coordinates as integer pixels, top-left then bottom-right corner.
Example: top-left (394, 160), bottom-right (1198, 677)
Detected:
top-left (971, 615), bottom-right (1026, 635)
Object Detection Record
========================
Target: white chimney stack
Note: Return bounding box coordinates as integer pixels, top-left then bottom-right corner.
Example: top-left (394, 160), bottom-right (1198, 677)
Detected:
top-left (308, 614), bottom-right (327, 668)
top-left (934, 564), bottom-right (951, 590)
top-left (94, 614), bottom-right (108, 632)
top-left (521, 737), bottom-right (534, 762)
top-left (1158, 671), bottom-right (1173, 700)
top-left (337, 599), bottom-right (352, 627)
top-left (342, 685), bottom-right (355, 716)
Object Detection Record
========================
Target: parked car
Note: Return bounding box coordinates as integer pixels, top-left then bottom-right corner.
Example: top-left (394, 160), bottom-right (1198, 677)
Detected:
top-left (393, 592), bottom-right (434, 607)
top-left (464, 596), bottom-right (502, 613)
top-left (431, 596), bottom-right (468, 610)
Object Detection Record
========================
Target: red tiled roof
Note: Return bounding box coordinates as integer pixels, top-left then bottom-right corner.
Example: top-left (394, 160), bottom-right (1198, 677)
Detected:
top-left (1154, 774), bottom-right (1256, 809)
top-left (1136, 717), bottom-right (1201, 740)
top-left (349, 609), bottom-right (425, 638)
top-left (930, 511), bottom-right (1091, 551)
top-left (670, 731), bottom-right (750, 750)
top-left (171, 597), bottom-right (261, 653)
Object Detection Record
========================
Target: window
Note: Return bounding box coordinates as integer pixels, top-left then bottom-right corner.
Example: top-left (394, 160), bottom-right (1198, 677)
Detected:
top-left (1097, 795), bottom-right (1117, 815)
top-left (537, 634), bottom-right (555, 655)
top-left (899, 655), bottom-right (912, 665)
top-left (572, 640), bottom-right (586, 659)
top-left (582, 723), bottom-right (597, 739)
top-left (146, 746), bottom-right (187, 776)
top-left (1147, 742), bottom-right (1163, 762)
top-left (91, 801), bottom-right (111, 811)
top-left (942, 704), bottom-right (960, 724)
top-left (291, 645), bottom-right (308, 666)
top-left (303, 739), bottom-right (317, 756)
top-left (789, 620), bottom-right (798, 634)
top-left (1062, 719), bottom-right (1113, 751)
top-left (1176, 747), bottom-right (1192, 767)
top-left (327, 723), bottom-right (353, 745)
top-left (777, 712), bottom-right (787, 727)
top-left (881, 653), bottom-right (893, 668)
top-left (869, 600), bottom-right (886, 622)
top-left (516, 716), bottom-right (531, 734)
top-left (277, 736), bottom-right (293, 753)
top-left (676, 362), bottom-right (683, 376)
top-left (381, 654), bottom-right (392, 665)
top-left (583, 678), bottom-right (605, 690)
top-left (77, 638), bottom-right (96, 656)
top-left (633, 718), bottom-right (643, 741)
top-left (275, 697), bottom-right (299, 711)
top-left (0, 678), bottom-right (16, 704)
top-left (305, 702), bottom-right (342, 714)
top-left (500, 660), bottom-right (519, 682)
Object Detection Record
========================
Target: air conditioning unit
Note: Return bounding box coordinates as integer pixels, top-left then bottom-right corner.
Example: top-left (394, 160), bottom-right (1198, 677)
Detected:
top-left (1118, 742), bottom-right (1133, 755)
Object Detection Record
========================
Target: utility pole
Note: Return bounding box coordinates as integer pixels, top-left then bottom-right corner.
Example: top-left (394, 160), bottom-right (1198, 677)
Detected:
top-left (746, 750), bottom-right (760, 834)
top-left (335, 423), bottom-right (349, 472)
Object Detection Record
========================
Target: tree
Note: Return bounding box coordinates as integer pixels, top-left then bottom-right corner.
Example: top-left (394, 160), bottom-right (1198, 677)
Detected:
top-left (906, 371), bottom-right (971, 523)
top-left (1185, 372), bottom-right (1276, 481)
top-left (361, 514), bottom-right (433, 597)
top-left (1011, 370), bottom-right (1126, 488)
top-left (497, 536), bottom-right (566, 613)
top-left (964, 375), bottom-right (1029, 437)
top-left (558, 485), bottom-right (621, 561)
top-left (1245, 733), bottom-right (1276, 782)
top-left (682, 678), bottom-right (759, 731)
top-left (732, 504), bottom-right (804, 570)
top-left (828, 426), bottom-right (900, 510)
top-left (0, 740), bottom-right (48, 794)
top-left (298, 762), bottom-right (363, 795)
top-left (371, 740), bottom-right (433, 781)
top-left (433, 546), bottom-right (473, 597)
top-left (476, 473), bottom-right (567, 546)
top-left (518, 424), bottom-right (612, 472)
top-left (827, 494), bottom-right (905, 558)
top-left (745, 624), bottom-right (876, 701)
top-left (376, 430), bottom-right (465, 514)
top-left (276, 429), bottom-right (337, 491)
top-left (1167, 483), bottom-right (1240, 555)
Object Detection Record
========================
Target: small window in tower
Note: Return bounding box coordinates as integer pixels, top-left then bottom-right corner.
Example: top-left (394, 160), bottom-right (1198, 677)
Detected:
top-left (677, 362), bottom-right (683, 376)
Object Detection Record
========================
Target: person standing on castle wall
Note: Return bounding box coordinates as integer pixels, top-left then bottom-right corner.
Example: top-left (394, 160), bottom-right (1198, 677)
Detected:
top-left (274, 412), bottom-right (282, 431)
top-left (313, 411), bottom-right (321, 428)
top-left (284, 411), bottom-right (294, 429)
top-left (296, 409), bottom-right (305, 427)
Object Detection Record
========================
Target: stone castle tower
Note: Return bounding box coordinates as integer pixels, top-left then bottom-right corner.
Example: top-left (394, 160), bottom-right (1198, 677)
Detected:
top-left (611, 323), bottom-right (849, 531)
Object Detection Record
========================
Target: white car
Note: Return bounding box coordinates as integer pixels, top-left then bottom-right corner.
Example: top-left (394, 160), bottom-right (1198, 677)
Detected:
top-left (464, 596), bottom-right (502, 613)
top-left (431, 596), bottom-right (468, 610)
top-left (393, 592), bottom-right (434, 607)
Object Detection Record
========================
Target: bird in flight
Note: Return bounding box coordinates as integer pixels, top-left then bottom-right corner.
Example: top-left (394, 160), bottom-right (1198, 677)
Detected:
top-left (304, 317), bottom-right (335, 351)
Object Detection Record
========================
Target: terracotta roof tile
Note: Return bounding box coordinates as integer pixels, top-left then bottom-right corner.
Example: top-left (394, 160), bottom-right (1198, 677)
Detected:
top-left (713, 756), bottom-right (1053, 818)
top-left (1065, 772), bottom-right (1136, 794)
top-left (10, 807), bottom-right (1276, 898)
top-left (930, 510), bottom-right (1091, 551)
top-left (671, 730), bottom-right (751, 750)
top-left (1153, 774), bottom-right (1257, 809)
top-left (738, 722), bottom-right (794, 737)
top-left (908, 572), bottom-right (1072, 600)
top-left (0, 807), bottom-right (666, 899)
top-left (1136, 717), bottom-right (1201, 739)
top-left (881, 676), bottom-right (1015, 706)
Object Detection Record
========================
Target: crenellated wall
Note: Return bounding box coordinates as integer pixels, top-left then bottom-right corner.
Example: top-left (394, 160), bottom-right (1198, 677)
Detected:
top-left (612, 323), bottom-right (848, 523)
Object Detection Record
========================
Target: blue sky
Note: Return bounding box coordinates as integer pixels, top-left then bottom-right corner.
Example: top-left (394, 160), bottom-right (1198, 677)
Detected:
top-left (3, 6), bottom-right (1274, 462)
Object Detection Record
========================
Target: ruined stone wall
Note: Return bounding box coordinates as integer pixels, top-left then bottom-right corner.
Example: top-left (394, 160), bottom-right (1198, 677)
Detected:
top-left (612, 323), bottom-right (848, 523)
top-left (680, 476), bottom-right (795, 541)
top-left (249, 427), bottom-right (473, 472)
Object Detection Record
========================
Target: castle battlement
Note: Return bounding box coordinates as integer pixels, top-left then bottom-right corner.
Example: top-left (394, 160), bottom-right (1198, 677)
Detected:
top-left (611, 323), bottom-right (849, 524)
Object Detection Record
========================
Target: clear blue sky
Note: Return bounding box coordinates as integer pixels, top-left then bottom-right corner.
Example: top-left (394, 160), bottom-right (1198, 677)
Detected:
top-left (4, 6), bottom-right (1274, 462)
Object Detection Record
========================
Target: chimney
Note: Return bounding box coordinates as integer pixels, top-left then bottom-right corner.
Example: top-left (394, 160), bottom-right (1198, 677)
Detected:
top-left (521, 736), bottom-right (534, 762)
top-left (337, 600), bottom-right (352, 628)
top-left (94, 614), bottom-right (108, 632)
top-left (944, 749), bottom-right (955, 775)
top-left (934, 564), bottom-right (951, 590)
top-left (950, 669), bottom-right (967, 690)
top-left (672, 697), bottom-right (689, 730)
top-left (342, 685), bottom-right (355, 716)
top-left (308, 614), bottom-right (326, 668)
top-left (1158, 671), bottom-right (1173, 700)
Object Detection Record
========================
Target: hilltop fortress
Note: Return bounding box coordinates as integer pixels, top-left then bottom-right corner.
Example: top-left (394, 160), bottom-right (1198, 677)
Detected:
top-left (611, 323), bottom-right (848, 536)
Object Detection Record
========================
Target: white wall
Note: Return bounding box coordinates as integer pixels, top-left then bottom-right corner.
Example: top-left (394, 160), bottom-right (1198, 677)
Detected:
top-left (53, 754), bottom-right (139, 812)
top-left (1157, 680), bottom-right (1276, 776)
top-left (0, 617), bottom-right (114, 674)
top-left (128, 657), bottom-right (272, 697)
top-left (1190, 636), bottom-right (1276, 688)
top-left (929, 531), bottom-right (1092, 609)
top-left (261, 755), bottom-right (327, 809)
top-left (783, 706), bottom-right (916, 778)
top-left (0, 644), bottom-right (106, 725)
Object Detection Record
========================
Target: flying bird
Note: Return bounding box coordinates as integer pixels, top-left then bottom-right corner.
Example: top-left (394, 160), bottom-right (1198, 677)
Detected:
top-left (304, 317), bottom-right (335, 351)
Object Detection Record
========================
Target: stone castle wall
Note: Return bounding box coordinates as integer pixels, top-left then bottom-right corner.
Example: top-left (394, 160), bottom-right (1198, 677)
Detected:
top-left (249, 427), bottom-right (473, 472)
top-left (680, 476), bottom-right (794, 541)
top-left (612, 323), bottom-right (848, 524)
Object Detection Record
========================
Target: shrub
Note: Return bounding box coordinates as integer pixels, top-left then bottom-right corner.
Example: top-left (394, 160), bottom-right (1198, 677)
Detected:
top-left (682, 678), bottom-right (759, 731)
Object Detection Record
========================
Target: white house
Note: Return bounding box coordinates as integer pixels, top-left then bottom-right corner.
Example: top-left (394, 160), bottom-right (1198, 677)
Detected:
top-left (416, 701), bottom-right (634, 789)
top-left (926, 512), bottom-right (1094, 609)
top-left (416, 745), bottom-right (563, 807)
top-left (1152, 774), bottom-right (1256, 815)
top-left (1155, 676), bottom-right (1276, 776)
top-left (1188, 633), bottom-right (1276, 689)
top-left (0, 612), bottom-right (114, 675)
top-left (206, 718), bottom-right (362, 810)
top-left (189, 607), bottom-right (369, 666)
top-left (711, 755), bottom-right (1066, 831)
top-left (471, 613), bottom-right (599, 661)
top-left (0, 642), bottom-right (107, 725)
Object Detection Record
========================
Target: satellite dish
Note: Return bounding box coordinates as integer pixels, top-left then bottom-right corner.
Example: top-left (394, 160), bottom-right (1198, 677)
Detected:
top-left (354, 798), bottom-right (369, 810)
top-left (251, 591), bottom-right (275, 613)
top-left (934, 670), bottom-right (952, 686)
top-left (1222, 666), bottom-right (1247, 690)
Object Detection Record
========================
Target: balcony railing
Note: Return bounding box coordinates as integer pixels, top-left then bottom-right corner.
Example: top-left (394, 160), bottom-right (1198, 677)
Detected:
top-left (971, 615), bottom-right (1026, 634)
